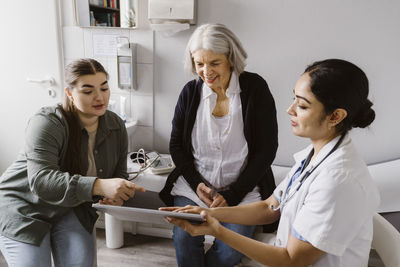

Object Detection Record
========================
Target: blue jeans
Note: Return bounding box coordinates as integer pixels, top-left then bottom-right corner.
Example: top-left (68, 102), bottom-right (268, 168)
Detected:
top-left (173, 196), bottom-right (256, 267)
top-left (0, 210), bottom-right (94, 267)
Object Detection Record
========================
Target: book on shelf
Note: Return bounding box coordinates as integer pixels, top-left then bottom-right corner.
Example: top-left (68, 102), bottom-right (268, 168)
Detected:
top-left (107, 13), bottom-right (112, 26)
top-left (112, 12), bottom-right (117, 27)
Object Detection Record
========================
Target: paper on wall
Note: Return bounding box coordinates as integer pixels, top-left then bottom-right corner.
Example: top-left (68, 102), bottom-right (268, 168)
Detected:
top-left (92, 33), bottom-right (119, 56)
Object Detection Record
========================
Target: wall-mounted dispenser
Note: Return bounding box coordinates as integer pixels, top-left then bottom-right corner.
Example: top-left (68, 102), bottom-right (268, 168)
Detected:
top-left (117, 37), bottom-right (137, 90)
top-left (148, 0), bottom-right (196, 33)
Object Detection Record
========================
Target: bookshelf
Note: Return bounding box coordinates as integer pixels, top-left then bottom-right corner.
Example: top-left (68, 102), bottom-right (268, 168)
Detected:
top-left (89, 1), bottom-right (120, 27)
top-left (77, 0), bottom-right (137, 28)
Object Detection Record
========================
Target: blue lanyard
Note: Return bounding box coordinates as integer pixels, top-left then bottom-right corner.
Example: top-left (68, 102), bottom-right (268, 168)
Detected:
top-left (274, 133), bottom-right (346, 211)
top-left (296, 133), bottom-right (346, 190)
top-left (285, 159), bottom-right (306, 195)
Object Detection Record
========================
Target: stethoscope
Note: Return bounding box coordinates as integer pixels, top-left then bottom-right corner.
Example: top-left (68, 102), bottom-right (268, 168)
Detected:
top-left (270, 133), bottom-right (346, 212)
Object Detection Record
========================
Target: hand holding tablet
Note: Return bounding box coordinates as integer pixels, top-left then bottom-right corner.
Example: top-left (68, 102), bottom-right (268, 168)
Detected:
top-left (159, 205), bottom-right (207, 224)
top-left (162, 208), bottom-right (222, 238)
top-left (92, 203), bottom-right (205, 225)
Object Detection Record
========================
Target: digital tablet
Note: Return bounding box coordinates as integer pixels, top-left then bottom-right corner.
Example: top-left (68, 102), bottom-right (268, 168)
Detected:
top-left (92, 203), bottom-right (205, 225)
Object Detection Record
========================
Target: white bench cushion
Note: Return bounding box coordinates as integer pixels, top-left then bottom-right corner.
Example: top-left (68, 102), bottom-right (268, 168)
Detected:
top-left (368, 159), bottom-right (400, 213)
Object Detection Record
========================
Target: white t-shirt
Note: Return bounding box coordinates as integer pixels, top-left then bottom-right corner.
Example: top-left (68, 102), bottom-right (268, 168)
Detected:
top-left (273, 134), bottom-right (380, 267)
top-left (171, 73), bottom-right (261, 207)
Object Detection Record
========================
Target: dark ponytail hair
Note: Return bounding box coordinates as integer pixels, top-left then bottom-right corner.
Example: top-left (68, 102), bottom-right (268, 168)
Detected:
top-left (60, 58), bottom-right (108, 175)
top-left (304, 59), bottom-right (375, 133)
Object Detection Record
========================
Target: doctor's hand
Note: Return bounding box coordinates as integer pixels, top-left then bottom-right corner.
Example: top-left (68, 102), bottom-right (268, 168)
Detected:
top-left (159, 205), bottom-right (206, 215)
top-left (92, 178), bottom-right (146, 202)
top-left (196, 183), bottom-right (214, 207)
top-left (165, 210), bottom-right (222, 237)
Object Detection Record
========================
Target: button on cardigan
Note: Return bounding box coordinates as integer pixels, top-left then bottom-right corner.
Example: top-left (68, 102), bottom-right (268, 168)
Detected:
top-left (160, 71), bottom-right (278, 208)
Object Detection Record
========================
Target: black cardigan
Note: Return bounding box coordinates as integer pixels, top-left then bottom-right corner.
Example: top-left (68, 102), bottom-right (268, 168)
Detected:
top-left (160, 71), bottom-right (278, 207)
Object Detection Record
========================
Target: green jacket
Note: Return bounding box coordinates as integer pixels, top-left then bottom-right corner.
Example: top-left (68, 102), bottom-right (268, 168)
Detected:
top-left (0, 106), bottom-right (128, 246)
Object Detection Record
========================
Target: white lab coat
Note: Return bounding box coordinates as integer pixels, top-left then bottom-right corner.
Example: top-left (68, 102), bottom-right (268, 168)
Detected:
top-left (274, 134), bottom-right (380, 267)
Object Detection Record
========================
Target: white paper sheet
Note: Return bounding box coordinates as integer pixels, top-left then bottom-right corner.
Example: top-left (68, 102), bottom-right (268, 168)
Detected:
top-left (92, 34), bottom-right (118, 56)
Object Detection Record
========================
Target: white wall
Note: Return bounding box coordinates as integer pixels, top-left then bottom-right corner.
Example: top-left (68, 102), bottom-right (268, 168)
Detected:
top-left (1, 1), bottom-right (398, 174)
top-left (0, 1), bottom-right (63, 173)
top-left (153, 0), bottom-right (400, 166)
top-left (62, 0), bottom-right (156, 152)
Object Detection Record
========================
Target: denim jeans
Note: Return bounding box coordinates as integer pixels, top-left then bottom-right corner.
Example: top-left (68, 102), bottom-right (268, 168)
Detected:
top-left (0, 210), bottom-right (94, 267)
top-left (173, 196), bottom-right (256, 267)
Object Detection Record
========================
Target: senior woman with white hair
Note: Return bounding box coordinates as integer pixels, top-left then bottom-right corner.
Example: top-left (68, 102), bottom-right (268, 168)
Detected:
top-left (159, 23), bottom-right (278, 267)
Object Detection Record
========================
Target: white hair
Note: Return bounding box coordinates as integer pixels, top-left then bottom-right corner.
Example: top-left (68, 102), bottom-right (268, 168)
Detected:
top-left (184, 23), bottom-right (248, 76)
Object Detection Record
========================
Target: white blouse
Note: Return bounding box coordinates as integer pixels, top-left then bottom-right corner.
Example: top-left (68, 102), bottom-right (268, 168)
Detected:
top-left (171, 73), bottom-right (261, 207)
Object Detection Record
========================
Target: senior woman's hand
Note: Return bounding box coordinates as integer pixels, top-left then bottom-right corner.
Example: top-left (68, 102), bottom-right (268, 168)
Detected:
top-left (196, 183), bottom-right (228, 208)
top-left (196, 182), bottom-right (214, 206)
top-left (210, 193), bottom-right (228, 208)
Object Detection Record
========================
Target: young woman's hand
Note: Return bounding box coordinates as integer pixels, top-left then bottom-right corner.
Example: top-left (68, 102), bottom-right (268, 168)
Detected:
top-left (93, 178), bottom-right (145, 202)
top-left (165, 210), bottom-right (222, 237)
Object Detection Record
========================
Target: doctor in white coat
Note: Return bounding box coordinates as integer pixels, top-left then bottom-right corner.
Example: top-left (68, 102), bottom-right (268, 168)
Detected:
top-left (162, 58), bottom-right (380, 267)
